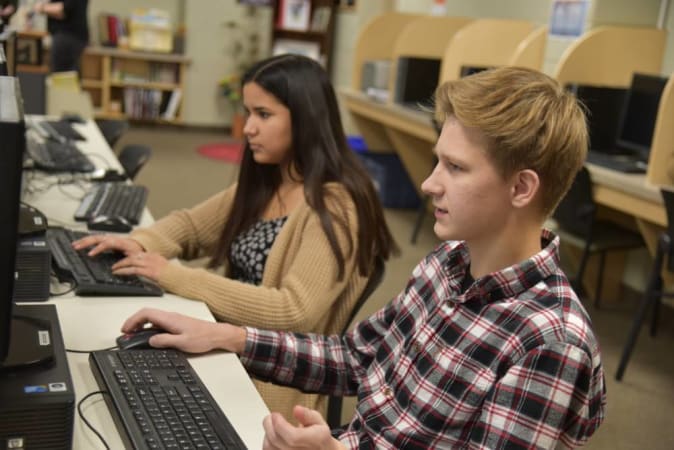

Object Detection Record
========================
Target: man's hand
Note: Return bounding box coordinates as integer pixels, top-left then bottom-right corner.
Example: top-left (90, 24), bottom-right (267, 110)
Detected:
top-left (262, 405), bottom-right (346, 450)
top-left (122, 308), bottom-right (247, 354)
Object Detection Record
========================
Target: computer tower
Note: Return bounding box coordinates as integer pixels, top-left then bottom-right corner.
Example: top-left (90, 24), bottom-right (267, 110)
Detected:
top-left (0, 304), bottom-right (75, 450)
top-left (13, 236), bottom-right (51, 302)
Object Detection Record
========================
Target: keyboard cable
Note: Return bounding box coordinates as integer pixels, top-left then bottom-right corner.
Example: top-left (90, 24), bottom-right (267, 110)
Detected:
top-left (77, 390), bottom-right (111, 450)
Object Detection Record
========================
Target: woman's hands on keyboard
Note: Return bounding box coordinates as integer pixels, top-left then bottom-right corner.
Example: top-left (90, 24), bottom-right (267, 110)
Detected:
top-left (72, 234), bottom-right (167, 282)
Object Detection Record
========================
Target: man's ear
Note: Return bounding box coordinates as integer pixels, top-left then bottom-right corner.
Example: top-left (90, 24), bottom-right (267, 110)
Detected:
top-left (510, 169), bottom-right (540, 208)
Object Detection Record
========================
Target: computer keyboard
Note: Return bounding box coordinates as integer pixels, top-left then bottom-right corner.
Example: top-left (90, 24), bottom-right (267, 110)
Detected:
top-left (89, 349), bottom-right (247, 450)
top-left (46, 227), bottom-right (163, 296)
top-left (585, 150), bottom-right (647, 174)
top-left (75, 182), bottom-right (148, 225)
top-left (26, 135), bottom-right (95, 173)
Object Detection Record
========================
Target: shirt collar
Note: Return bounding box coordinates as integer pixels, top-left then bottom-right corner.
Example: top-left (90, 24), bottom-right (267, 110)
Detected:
top-left (444, 229), bottom-right (561, 305)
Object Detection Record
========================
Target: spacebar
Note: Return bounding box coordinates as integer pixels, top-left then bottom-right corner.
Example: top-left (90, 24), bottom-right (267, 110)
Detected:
top-left (205, 410), bottom-right (247, 449)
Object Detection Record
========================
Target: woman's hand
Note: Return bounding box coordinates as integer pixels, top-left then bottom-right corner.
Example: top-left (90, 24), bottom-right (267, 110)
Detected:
top-left (72, 233), bottom-right (144, 257)
top-left (262, 405), bottom-right (345, 450)
top-left (111, 251), bottom-right (168, 282)
top-left (122, 308), bottom-right (247, 354)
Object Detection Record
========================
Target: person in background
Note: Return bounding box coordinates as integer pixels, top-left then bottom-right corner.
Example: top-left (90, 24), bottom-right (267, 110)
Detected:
top-left (72, 54), bottom-right (398, 422)
top-left (33, 0), bottom-right (88, 72)
top-left (119, 66), bottom-right (606, 448)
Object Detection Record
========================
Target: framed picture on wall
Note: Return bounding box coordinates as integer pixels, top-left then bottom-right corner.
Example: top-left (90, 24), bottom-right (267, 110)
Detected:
top-left (278, 0), bottom-right (311, 31)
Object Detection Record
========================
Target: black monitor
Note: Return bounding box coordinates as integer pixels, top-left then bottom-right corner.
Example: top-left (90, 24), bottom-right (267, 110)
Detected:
top-left (394, 56), bottom-right (441, 108)
top-left (0, 76), bottom-right (53, 372)
top-left (567, 83), bottom-right (629, 152)
top-left (616, 73), bottom-right (669, 160)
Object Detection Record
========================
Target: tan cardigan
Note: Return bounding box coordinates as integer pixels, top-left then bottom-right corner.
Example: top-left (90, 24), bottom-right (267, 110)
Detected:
top-left (130, 183), bottom-right (368, 421)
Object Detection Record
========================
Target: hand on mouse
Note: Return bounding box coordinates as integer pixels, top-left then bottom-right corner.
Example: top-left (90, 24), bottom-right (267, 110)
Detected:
top-left (111, 251), bottom-right (168, 282)
top-left (122, 308), bottom-right (247, 354)
top-left (72, 233), bottom-right (144, 257)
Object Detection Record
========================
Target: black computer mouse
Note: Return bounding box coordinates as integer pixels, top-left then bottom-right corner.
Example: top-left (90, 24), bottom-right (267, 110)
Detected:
top-left (116, 327), bottom-right (166, 350)
top-left (87, 215), bottom-right (133, 233)
top-left (61, 113), bottom-right (86, 124)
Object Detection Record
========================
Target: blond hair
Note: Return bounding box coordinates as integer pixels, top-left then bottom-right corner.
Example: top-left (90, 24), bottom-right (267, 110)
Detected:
top-left (435, 66), bottom-right (587, 216)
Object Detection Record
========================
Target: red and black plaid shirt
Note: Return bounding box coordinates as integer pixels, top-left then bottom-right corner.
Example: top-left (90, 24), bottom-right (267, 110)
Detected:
top-left (241, 231), bottom-right (606, 449)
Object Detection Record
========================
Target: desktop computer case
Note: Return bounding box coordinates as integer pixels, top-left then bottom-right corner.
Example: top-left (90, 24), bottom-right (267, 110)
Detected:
top-left (0, 305), bottom-right (74, 450)
top-left (13, 236), bottom-right (51, 302)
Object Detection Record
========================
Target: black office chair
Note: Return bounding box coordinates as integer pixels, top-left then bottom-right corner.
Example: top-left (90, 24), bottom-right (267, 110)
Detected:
top-left (326, 257), bottom-right (386, 429)
top-left (118, 144), bottom-right (152, 181)
top-left (615, 188), bottom-right (674, 381)
top-left (552, 166), bottom-right (645, 306)
top-left (96, 118), bottom-right (129, 149)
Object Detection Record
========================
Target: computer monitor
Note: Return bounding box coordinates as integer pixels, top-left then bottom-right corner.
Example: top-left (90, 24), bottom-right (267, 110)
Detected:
top-left (616, 73), bottom-right (669, 160)
top-left (0, 76), bottom-right (53, 372)
top-left (394, 56), bottom-right (441, 108)
top-left (567, 83), bottom-right (629, 152)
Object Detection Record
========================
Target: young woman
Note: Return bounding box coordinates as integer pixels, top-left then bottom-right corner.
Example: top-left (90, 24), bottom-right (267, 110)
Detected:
top-left (73, 54), bottom-right (397, 420)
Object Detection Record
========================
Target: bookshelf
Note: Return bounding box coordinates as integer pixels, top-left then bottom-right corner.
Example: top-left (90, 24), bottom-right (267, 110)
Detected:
top-left (271, 0), bottom-right (337, 71)
top-left (80, 47), bottom-right (190, 123)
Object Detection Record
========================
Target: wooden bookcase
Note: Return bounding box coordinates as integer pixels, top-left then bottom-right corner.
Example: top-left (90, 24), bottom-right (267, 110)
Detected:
top-left (80, 47), bottom-right (191, 123)
top-left (271, 0), bottom-right (337, 71)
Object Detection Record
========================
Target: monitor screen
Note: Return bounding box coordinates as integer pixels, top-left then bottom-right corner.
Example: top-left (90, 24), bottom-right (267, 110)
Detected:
top-left (616, 73), bottom-right (669, 159)
top-left (394, 56), bottom-right (441, 108)
top-left (567, 83), bottom-right (629, 152)
top-left (0, 76), bottom-right (25, 364)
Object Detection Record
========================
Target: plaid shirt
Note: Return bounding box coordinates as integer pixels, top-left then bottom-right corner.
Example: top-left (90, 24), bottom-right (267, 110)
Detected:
top-left (241, 231), bottom-right (606, 449)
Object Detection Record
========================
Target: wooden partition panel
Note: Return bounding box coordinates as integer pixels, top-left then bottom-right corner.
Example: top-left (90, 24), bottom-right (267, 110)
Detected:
top-left (509, 25), bottom-right (548, 69)
top-left (554, 26), bottom-right (665, 87)
top-left (439, 19), bottom-right (538, 83)
top-left (350, 12), bottom-right (422, 90)
top-left (647, 75), bottom-right (674, 185)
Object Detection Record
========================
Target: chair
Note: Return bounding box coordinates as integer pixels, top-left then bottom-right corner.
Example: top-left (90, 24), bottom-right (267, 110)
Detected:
top-left (552, 166), bottom-right (644, 306)
top-left (118, 144), bottom-right (152, 181)
top-left (96, 118), bottom-right (130, 149)
top-left (615, 188), bottom-right (674, 381)
top-left (326, 257), bottom-right (386, 429)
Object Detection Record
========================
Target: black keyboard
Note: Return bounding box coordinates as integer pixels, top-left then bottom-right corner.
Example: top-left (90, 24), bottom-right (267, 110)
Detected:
top-left (45, 227), bottom-right (163, 296)
top-left (89, 349), bottom-right (247, 450)
top-left (45, 119), bottom-right (86, 141)
top-left (26, 135), bottom-right (95, 173)
top-left (75, 183), bottom-right (148, 225)
top-left (585, 150), bottom-right (648, 174)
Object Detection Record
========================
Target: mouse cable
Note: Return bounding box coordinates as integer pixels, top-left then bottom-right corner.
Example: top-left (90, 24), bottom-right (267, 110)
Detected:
top-left (66, 346), bottom-right (118, 354)
top-left (77, 390), bottom-right (111, 450)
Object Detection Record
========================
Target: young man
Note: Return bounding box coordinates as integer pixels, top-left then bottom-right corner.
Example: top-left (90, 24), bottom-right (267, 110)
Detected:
top-left (122, 66), bottom-right (606, 449)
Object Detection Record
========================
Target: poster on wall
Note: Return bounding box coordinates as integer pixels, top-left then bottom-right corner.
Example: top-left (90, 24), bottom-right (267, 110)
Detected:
top-left (277, 0), bottom-right (311, 31)
top-left (549, 0), bottom-right (589, 37)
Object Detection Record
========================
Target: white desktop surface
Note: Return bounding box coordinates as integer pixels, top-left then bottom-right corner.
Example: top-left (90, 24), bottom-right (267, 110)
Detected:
top-left (19, 117), bottom-right (269, 449)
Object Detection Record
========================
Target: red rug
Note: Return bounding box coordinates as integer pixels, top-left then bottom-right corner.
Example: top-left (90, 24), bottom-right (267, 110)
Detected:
top-left (196, 141), bottom-right (243, 163)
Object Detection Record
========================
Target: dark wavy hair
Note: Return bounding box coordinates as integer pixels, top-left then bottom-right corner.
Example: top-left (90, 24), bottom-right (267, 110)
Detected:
top-left (209, 54), bottom-right (397, 279)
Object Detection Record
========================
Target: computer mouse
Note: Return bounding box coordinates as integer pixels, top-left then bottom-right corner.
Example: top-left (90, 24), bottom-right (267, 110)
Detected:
top-left (61, 113), bottom-right (85, 124)
top-left (116, 327), bottom-right (166, 350)
top-left (87, 215), bottom-right (133, 233)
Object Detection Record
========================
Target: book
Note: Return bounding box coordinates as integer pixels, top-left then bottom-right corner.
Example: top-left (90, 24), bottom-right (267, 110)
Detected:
top-left (162, 88), bottom-right (182, 120)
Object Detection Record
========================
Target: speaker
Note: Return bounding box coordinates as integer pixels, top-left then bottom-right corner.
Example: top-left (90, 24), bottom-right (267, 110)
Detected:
top-left (13, 236), bottom-right (50, 302)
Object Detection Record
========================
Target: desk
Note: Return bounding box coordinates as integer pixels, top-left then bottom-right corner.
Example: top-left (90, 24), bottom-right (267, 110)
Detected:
top-left (20, 118), bottom-right (269, 449)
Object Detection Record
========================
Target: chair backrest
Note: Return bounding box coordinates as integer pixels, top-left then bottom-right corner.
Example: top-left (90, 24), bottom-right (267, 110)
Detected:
top-left (118, 144), bottom-right (152, 181)
top-left (552, 165), bottom-right (596, 237)
top-left (660, 188), bottom-right (674, 271)
top-left (96, 119), bottom-right (129, 149)
top-left (327, 256), bottom-right (386, 429)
